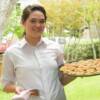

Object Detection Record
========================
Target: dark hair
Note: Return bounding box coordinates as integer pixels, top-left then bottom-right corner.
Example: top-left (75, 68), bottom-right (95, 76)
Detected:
top-left (21, 4), bottom-right (47, 23)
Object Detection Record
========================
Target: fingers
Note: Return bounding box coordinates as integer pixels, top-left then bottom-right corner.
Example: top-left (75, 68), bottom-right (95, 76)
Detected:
top-left (15, 87), bottom-right (39, 96)
top-left (15, 86), bottom-right (25, 94)
top-left (30, 89), bottom-right (39, 96)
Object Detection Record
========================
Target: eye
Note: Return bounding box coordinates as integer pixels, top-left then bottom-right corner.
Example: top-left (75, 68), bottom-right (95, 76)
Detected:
top-left (30, 19), bottom-right (46, 24)
top-left (30, 20), bottom-right (36, 23)
top-left (39, 20), bottom-right (46, 24)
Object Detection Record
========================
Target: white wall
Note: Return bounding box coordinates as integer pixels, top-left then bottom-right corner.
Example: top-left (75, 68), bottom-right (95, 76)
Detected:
top-left (18, 0), bottom-right (40, 9)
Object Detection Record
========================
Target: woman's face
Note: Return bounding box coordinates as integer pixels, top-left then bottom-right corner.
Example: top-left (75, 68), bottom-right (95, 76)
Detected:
top-left (22, 10), bottom-right (46, 38)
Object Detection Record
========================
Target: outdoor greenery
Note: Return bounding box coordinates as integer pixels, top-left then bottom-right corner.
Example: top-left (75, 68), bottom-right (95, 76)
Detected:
top-left (1, 0), bottom-right (100, 100)
top-left (40, 0), bottom-right (100, 37)
top-left (3, 0), bottom-right (100, 38)
top-left (3, 4), bottom-right (23, 38)
top-left (64, 39), bottom-right (100, 62)
top-left (65, 75), bottom-right (100, 100)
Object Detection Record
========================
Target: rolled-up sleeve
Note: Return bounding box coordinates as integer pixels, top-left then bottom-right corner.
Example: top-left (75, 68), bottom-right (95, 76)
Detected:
top-left (1, 51), bottom-right (15, 87)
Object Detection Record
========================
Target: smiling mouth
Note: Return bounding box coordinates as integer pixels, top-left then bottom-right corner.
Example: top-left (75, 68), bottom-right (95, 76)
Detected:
top-left (31, 30), bottom-right (43, 34)
top-left (33, 29), bottom-right (43, 32)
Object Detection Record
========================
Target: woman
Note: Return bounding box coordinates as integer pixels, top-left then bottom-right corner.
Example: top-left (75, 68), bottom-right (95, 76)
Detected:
top-left (1, 4), bottom-right (67, 100)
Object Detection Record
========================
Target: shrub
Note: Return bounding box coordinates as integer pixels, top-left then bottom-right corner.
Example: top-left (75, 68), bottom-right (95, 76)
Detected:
top-left (64, 39), bottom-right (100, 63)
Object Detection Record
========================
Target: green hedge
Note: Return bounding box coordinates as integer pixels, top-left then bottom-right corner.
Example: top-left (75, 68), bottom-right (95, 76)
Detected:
top-left (64, 40), bottom-right (100, 63)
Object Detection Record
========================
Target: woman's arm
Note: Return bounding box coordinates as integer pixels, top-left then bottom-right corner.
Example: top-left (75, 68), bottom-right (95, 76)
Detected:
top-left (3, 84), bottom-right (39, 96)
top-left (56, 44), bottom-right (76, 86)
top-left (59, 71), bottom-right (76, 86)
top-left (3, 84), bottom-right (16, 93)
top-left (3, 84), bottom-right (24, 94)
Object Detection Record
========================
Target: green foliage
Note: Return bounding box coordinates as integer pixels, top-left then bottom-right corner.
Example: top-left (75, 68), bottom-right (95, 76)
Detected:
top-left (64, 39), bottom-right (100, 63)
top-left (4, 4), bottom-right (23, 38)
top-left (3, 0), bottom-right (100, 38)
top-left (40, 0), bottom-right (100, 37)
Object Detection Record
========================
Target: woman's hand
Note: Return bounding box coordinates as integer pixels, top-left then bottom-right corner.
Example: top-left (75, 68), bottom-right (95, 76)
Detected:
top-left (59, 71), bottom-right (76, 85)
top-left (16, 87), bottom-right (39, 96)
top-left (15, 86), bottom-right (25, 94)
top-left (3, 84), bottom-right (24, 94)
top-left (30, 89), bottom-right (39, 96)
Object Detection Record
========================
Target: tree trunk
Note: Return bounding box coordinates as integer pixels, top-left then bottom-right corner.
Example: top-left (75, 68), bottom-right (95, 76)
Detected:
top-left (0, 0), bottom-right (17, 36)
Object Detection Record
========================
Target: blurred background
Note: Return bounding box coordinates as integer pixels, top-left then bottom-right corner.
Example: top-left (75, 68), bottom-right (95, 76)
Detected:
top-left (0, 0), bottom-right (100, 100)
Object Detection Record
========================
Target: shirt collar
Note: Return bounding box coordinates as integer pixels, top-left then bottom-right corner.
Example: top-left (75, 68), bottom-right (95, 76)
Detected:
top-left (19, 38), bottom-right (27, 48)
top-left (19, 37), bottom-right (48, 48)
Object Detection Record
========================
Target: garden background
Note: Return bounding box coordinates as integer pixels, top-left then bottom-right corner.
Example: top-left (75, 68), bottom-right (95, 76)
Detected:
top-left (0, 0), bottom-right (100, 100)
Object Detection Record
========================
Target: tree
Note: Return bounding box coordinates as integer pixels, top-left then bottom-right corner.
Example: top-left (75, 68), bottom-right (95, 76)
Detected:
top-left (40, 0), bottom-right (84, 37)
top-left (4, 3), bottom-right (23, 38)
top-left (0, 0), bottom-right (17, 37)
top-left (40, 0), bottom-right (100, 38)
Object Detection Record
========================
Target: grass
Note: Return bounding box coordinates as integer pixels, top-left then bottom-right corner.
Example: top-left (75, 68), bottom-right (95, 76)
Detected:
top-left (0, 84), bottom-right (14, 100)
top-left (0, 91), bottom-right (14, 100)
top-left (0, 75), bottom-right (100, 100)
top-left (64, 75), bottom-right (100, 100)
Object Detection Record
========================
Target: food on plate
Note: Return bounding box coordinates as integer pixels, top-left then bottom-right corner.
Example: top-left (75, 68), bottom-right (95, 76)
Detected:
top-left (60, 59), bottom-right (100, 76)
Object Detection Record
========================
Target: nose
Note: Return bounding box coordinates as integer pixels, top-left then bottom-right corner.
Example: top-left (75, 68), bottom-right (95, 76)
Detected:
top-left (35, 22), bottom-right (41, 27)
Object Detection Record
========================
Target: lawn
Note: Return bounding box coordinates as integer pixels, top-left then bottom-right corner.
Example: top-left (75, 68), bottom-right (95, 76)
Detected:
top-left (64, 75), bottom-right (100, 100)
top-left (0, 75), bottom-right (100, 100)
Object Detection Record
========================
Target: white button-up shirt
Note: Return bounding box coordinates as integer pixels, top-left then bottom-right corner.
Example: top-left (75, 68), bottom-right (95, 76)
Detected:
top-left (2, 37), bottom-right (66, 100)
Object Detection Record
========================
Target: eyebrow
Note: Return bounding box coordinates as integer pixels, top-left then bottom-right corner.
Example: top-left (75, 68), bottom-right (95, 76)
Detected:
top-left (30, 18), bottom-right (45, 20)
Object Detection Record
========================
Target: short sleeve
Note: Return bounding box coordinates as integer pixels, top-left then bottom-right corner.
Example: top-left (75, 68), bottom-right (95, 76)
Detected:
top-left (1, 51), bottom-right (15, 87)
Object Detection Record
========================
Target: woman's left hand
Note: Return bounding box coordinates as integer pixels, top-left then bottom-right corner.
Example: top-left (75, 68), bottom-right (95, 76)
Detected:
top-left (30, 89), bottom-right (39, 96)
top-left (59, 71), bottom-right (76, 85)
